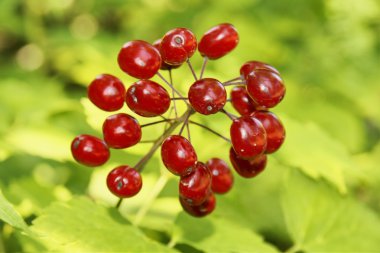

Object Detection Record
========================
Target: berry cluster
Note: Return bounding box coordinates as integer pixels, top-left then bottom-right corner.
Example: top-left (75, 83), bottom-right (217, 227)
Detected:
top-left (70, 23), bottom-right (285, 217)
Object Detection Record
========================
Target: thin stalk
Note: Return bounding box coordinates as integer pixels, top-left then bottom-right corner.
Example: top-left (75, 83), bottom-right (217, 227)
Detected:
top-left (186, 122), bottom-right (191, 142)
top-left (141, 119), bottom-right (173, 128)
top-left (178, 110), bottom-right (192, 136)
top-left (186, 59), bottom-right (198, 80)
top-left (139, 140), bottom-right (156, 144)
top-left (223, 76), bottom-right (243, 84)
top-left (169, 69), bottom-right (178, 118)
top-left (221, 109), bottom-right (237, 121)
top-left (115, 198), bottom-right (123, 209)
top-left (223, 81), bottom-right (246, 86)
top-left (189, 120), bottom-right (231, 143)
top-left (199, 56), bottom-right (208, 79)
top-left (157, 72), bottom-right (189, 104)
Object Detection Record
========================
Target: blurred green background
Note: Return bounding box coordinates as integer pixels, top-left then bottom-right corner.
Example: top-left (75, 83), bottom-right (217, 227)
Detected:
top-left (1, 0), bottom-right (380, 252)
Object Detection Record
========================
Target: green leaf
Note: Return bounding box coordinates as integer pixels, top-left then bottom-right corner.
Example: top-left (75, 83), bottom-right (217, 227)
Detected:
top-left (0, 190), bottom-right (28, 231)
top-left (30, 197), bottom-right (178, 252)
top-left (276, 116), bottom-right (351, 193)
top-left (172, 212), bottom-right (279, 253)
top-left (282, 169), bottom-right (380, 252)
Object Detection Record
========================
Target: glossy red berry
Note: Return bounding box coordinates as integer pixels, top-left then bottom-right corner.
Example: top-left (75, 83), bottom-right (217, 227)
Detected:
top-left (230, 86), bottom-right (258, 116)
top-left (179, 192), bottom-right (216, 217)
top-left (153, 39), bottom-right (181, 70)
top-left (246, 70), bottom-right (285, 108)
top-left (160, 28), bottom-right (197, 65)
top-left (117, 40), bottom-right (161, 79)
top-left (87, 74), bottom-right (126, 112)
top-left (240, 61), bottom-right (280, 79)
top-left (230, 115), bottom-right (267, 159)
top-left (71, 134), bottom-right (110, 167)
top-left (102, 113), bottom-right (142, 149)
top-left (229, 148), bottom-right (267, 178)
top-left (125, 79), bottom-right (171, 117)
top-left (106, 165), bottom-right (142, 198)
top-left (179, 162), bottom-right (212, 205)
top-left (206, 158), bottom-right (233, 194)
top-left (251, 111), bottom-right (285, 154)
top-left (198, 23), bottom-right (239, 60)
top-left (161, 135), bottom-right (197, 176)
top-left (188, 78), bottom-right (226, 115)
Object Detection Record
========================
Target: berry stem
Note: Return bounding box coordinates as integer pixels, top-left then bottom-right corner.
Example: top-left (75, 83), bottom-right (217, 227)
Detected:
top-left (221, 109), bottom-right (237, 121)
top-left (141, 119), bottom-right (174, 128)
top-left (186, 122), bottom-right (191, 142)
top-left (157, 72), bottom-right (189, 105)
top-left (189, 120), bottom-right (231, 143)
top-left (223, 76), bottom-right (243, 84)
top-left (139, 140), bottom-right (156, 143)
top-left (169, 69), bottom-right (178, 118)
top-left (134, 109), bottom-right (193, 171)
top-left (115, 198), bottom-right (123, 208)
top-left (199, 57), bottom-right (208, 79)
top-left (171, 97), bottom-right (188, 100)
top-left (178, 109), bottom-right (193, 136)
top-left (186, 59), bottom-right (198, 81)
top-left (223, 81), bottom-right (246, 86)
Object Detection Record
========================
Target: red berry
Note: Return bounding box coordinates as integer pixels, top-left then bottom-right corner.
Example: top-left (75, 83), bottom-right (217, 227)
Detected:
top-left (152, 39), bottom-right (181, 70)
top-left (198, 23), bottom-right (239, 60)
top-left (102, 113), bottom-right (142, 149)
top-left (206, 158), bottom-right (233, 194)
top-left (125, 79), bottom-right (171, 117)
top-left (230, 86), bottom-right (257, 116)
top-left (87, 74), bottom-right (126, 112)
top-left (179, 192), bottom-right (216, 217)
top-left (71, 134), bottom-right (110, 167)
top-left (106, 165), bottom-right (142, 198)
top-left (188, 78), bottom-right (226, 115)
top-left (230, 115), bottom-right (267, 159)
top-left (160, 28), bottom-right (197, 65)
top-left (179, 162), bottom-right (212, 205)
top-left (161, 135), bottom-right (197, 176)
top-left (251, 111), bottom-right (285, 154)
top-left (229, 147), bottom-right (267, 178)
top-left (246, 70), bottom-right (285, 108)
top-left (240, 61), bottom-right (280, 79)
top-left (117, 40), bottom-right (161, 79)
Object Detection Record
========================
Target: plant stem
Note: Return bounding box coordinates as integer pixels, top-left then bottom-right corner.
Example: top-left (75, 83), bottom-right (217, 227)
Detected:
top-left (223, 76), bottom-right (243, 84)
top-left (199, 57), bottom-right (208, 79)
top-left (171, 97), bottom-right (188, 100)
top-left (115, 198), bottom-right (123, 209)
top-left (223, 81), bottom-right (246, 86)
top-left (134, 109), bottom-right (192, 171)
top-left (169, 69), bottom-right (178, 118)
top-left (178, 109), bottom-right (192, 136)
top-left (186, 59), bottom-right (198, 81)
top-left (141, 119), bottom-right (174, 128)
top-left (189, 120), bottom-right (231, 143)
top-left (157, 72), bottom-right (189, 105)
top-left (221, 109), bottom-right (237, 121)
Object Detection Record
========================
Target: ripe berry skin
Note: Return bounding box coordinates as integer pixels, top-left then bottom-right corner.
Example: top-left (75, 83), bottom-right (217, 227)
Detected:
top-left (160, 28), bottom-right (197, 65)
top-left (161, 135), bottom-right (197, 176)
top-left (179, 193), bottom-right (216, 217)
top-left (240, 61), bottom-right (280, 79)
top-left (102, 113), bottom-right (142, 149)
top-left (188, 78), bottom-right (226, 115)
top-left (152, 39), bottom-right (181, 70)
top-left (229, 147), bottom-right (267, 178)
top-left (230, 116), bottom-right (267, 159)
top-left (117, 40), bottom-right (161, 79)
top-left (206, 158), bottom-right (233, 194)
top-left (106, 166), bottom-right (142, 198)
top-left (251, 111), bottom-right (285, 154)
top-left (71, 134), bottom-right (110, 167)
top-left (198, 23), bottom-right (239, 60)
top-left (230, 86), bottom-right (257, 116)
top-left (179, 162), bottom-right (212, 205)
top-left (87, 74), bottom-right (126, 112)
top-left (246, 70), bottom-right (285, 108)
top-left (125, 79), bottom-right (170, 117)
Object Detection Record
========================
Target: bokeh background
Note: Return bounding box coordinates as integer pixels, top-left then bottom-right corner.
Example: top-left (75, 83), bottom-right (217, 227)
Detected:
top-left (1, 0), bottom-right (380, 252)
